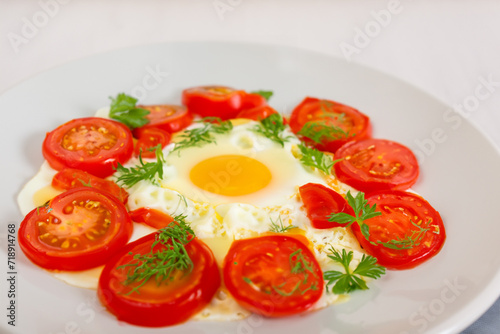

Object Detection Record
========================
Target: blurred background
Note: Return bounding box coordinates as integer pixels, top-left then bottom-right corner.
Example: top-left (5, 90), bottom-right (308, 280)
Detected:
top-left (2, 1), bottom-right (499, 333)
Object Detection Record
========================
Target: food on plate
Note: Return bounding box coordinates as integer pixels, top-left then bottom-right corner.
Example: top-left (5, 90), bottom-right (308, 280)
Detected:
top-left (17, 86), bottom-right (446, 327)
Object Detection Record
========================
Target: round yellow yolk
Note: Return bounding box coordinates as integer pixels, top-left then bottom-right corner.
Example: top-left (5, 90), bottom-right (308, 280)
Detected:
top-left (189, 155), bottom-right (272, 196)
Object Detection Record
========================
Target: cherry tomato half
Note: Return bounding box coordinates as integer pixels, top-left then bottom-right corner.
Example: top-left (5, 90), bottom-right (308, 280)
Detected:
top-left (98, 232), bottom-right (220, 327)
top-left (133, 104), bottom-right (193, 136)
top-left (223, 235), bottom-right (323, 317)
top-left (182, 85), bottom-right (245, 120)
top-left (352, 191), bottom-right (446, 270)
top-left (237, 105), bottom-right (279, 121)
top-left (299, 183), bottom-right (354, 229)
top-left (42, 117), bottom-right (134, 178)
top-left (334, 138), bottom-right (419, 192)
top-left (134, 128), bottom-right (171, 159)
top-left (289, 97), bottom-right (371, 153)
top-left (18, 188), bottom-right (133, 271)
top-left (240, 92), bottom-right (267, 111)
top-left (129, 207), bottom-right (174, 229)
top-left (52, 168), bottom-right (129, 204)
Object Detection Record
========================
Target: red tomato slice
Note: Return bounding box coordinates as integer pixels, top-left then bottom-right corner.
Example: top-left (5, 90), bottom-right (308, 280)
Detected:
top-left (334, 138), bottom-right (419, 192)
top-left (299, 183), bottom-right (354, 229)
top-left (223, 235), bottom-right (323, 317)
top-left (182, 85), bottom-right (245, 120)
top-left (289, 97), bottom-right (371, 153)
top-left (52, 168), bottom-right (129, 204)
top-left (133, 128), bottom-right (171, 159)
top-left (98, 232), bottom-right (220, 327)
top-left (237, 105), bottom-right (279, 121)
top-left (18, 188), bottom-right (133, 271)
top-left (42, 117), bottom-right (134, 178)
top-left (240, 92), bottom-right (267, 111)
top-left (129, 207), bottom-right (174, 229)
top-left (351, 191), bottom-right (446, 270)
top-left (133, 104), bottom-right (193, 135)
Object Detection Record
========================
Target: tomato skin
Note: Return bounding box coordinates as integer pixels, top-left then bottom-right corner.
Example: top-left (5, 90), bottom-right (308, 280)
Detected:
top-left (223, 235), bottom-right (323, 317)
top-left (52, 168), bottom-right (129, 204)
top-left (289, 97), bottom-right (371, 153)
top-left (133, 104), bottom-right (193, 135)
top-left (18, 188), bottom-right (133, 271)
top-left (240, 93), bottom-right (267, 111)
top-left (42, 117), bottom-right (134, 178)
top-left (334, 138), bottom-right (419, 192)
top-left (133, 128), bottom-right (171, 159)
top-left (98, 233), bottom-right (220, 327)
top-left (299, 183), bottom-right (354, 229)
top-left (129, 207), bottom-right (174, 229)
top-left (182, 85), bottom-right (245, 120)
top-left (352, 191), bottom-right (446, 270)
top-left (237, 105), bottom-right (279, 121)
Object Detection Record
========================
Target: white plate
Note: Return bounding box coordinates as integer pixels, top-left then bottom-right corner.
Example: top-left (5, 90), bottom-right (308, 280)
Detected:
top-left (2, 42), bottom-right (500, 334)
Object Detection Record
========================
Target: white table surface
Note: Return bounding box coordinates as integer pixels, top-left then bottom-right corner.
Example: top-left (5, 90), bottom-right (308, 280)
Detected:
top-left (2, 1), bottom-right (499, 333)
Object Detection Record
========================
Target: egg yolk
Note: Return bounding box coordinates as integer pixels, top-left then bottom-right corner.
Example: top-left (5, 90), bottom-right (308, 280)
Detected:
top-left (190, 155), bottom-right (272, 196)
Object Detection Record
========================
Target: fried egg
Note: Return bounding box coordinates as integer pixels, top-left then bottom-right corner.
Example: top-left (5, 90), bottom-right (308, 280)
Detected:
top-left (17, 115), bottom-right (367, 321)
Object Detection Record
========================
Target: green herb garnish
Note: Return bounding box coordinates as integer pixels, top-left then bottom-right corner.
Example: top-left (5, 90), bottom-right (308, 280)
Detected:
top-left (116, 145), bottom-right (165, 188)
top-left (298, 121), bottom-right (350, 144)
top-left (377, 220), bottom-right (431, 250)
top-left (324, 247), bottom-right (385, 294)
top-left (118, 214), bottom-right (194, 295)
top-left (171, 117), bottom-right (233, 154)
top-left (298, 143), bottom-right (342, 174)
top-left (251, 90), bottom-right (273, 101)
top-left (328, 191), bottom-right (381, 241)
top-left (269, 216), bottom-right (296, 233)
top-left (109, 93), bottom-right (150, 129)
top-left (252, 113), bottom-right (292, 147)
top-left (272, 249), bottom-right (318, 296)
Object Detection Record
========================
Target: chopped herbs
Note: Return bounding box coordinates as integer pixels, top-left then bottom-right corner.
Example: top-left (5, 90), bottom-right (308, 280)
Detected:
top-left (171, 117), bottom-right (233, 154)
top-left (377, 220), bottom-right (431, 250)
top-left (250, 90), bottom-right (273, 101)
top-left (298, 143), bottom-right (342, 174)
top-left (252, 113), bottom-right (292, 147)
top-left (269, 216), bottom-right (296, 233)
top-left (298, 121), bottom-right (350, 144)
top-left (324, 247), bottom-right (385, 294)
top-left (109, 93), bottom-right (150, 129)
top-left (116, 145), bottom-right (165, 188)
top-left (118, 214), bottom-right (195, 295)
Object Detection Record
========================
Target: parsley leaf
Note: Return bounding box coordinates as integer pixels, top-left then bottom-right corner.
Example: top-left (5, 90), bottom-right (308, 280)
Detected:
top-left (252, 113), bottom-right (292, 147)
top-left (171, 117), bottom-right (233, 154)
top-left (251, 90), bottom-right (273, 101)
top-left (118, 214), bottom-right (195, 295)
top-left (116, 145), bottom-right (165, 188)
top-left (298, 121), bottom-right (350, 144)
top-left (109, 93), bottom-right (150, 129)
top-left (298, 143), bottom-right (342, 174)
top-left (269, 216), bottom-right (296, 233)
top-left (324, 247), bottom-right (385, 294)
top-left (328, 191), bottom-right (381, 241)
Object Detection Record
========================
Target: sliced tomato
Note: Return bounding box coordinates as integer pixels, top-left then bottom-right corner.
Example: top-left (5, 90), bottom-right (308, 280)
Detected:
top-left (18, 188), bottom-right (133, 271)
top-left (182, 85), bottom-right (245, 120)
top-left (240, 92), bottom-right (267, 111)
top-left (299, 183), bottom-right (354, 229)
top-left (129, 207), bottom-right (174, 229)
top-left (289, 97), bottom-right (371, 153)
top-left (237, 105), bottom-right (279, 121)
top-left (334, 138), bottom-right (419, 192)
top-left (223, 235), bottom-right (323, 317)
top-left (133, 104), bottom-right (193, 135)
top-left (42, 117), bottom-right (134, 178)
top-left (98, 232), bottom-right (220, 327)
top-left (351, 191), bottom-right (446, 270)
top-left (52, 168), bottom-right (128, 204)
top-left (133, 128), bottom-right (171, 159)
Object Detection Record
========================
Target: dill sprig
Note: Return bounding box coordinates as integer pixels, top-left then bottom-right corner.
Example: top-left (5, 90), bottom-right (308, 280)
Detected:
top-left (115, 145), bottom-right (165, 188)
top-left (298, 143), bottom-right (342, 174)
top-left (171, 117), bottom-right (233, 154)
top-left (269, 216), bottom-right (296, 233)
top-left (377, 220), bottom-right (431, 250)
top-left (118, 214), bottom-right (195, 295)
top-left (324, 247), bottom-right (385, 294)
top-left (298, 121), bottom-right (350, 144)
top-left (252, 113), bottom-right (292, 147)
